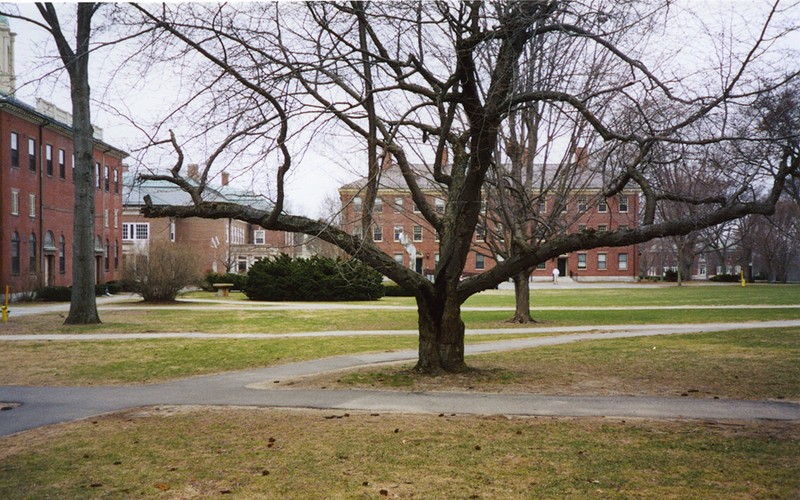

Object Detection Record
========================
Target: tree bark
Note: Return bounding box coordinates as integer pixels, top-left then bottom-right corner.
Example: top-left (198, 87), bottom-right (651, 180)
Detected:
top-left (414, 284), bottom-right (467, 374)
top-left (508, 269), bottom-right (535, 323)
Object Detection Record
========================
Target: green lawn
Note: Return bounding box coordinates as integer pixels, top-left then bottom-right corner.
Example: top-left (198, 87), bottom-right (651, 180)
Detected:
top-left (0, 408), bottom-right (796, 498)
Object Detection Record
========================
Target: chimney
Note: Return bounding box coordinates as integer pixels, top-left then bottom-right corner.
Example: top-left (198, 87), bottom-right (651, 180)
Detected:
top-left (221, 171), bottom-right (230, 186)
top-left (573, 147), bottom-right (588, 168)
top-left (187, 164), bottom-right (199, 180)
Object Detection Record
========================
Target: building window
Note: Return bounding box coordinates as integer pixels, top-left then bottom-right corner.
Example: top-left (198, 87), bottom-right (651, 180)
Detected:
top-left (435, 198), bottom-right (445, 213)
top-left (374, 197), bottom-right (383, 213)
top-left (538, 199), bottom-right (547, 213)
top-left (58, 149), bottom-right (66, 179)
top-left (394, 253), bottom-right (404, 266)
top-left (619, 195), bottom-right (629, 213)
top-left (29, 194), bottom-right (36, 218)
top-left (29, 233), bottom-right (37, 273)
top-left (254, 229), bottom-right (266, 245)
top-left (434, 253), bottom-right (440, 268)
top-left (577, 253), bottom-right (587, 269)
top-left (122, 222), bottom-right (149, 241)
top-left (28, 138), bottom-right (36, 172)
top-left (114, 240), bottom-right (119, 269)
top-left (598, 200), bottom-right (607, 213)
top-left (71, 154), bottom-right (75, 181)
top-left (10, 232), bottom-right (20, 275)
top-left (59, 235), bottom-right (66, 274)
top-left (114, 210), bottom-right (119, 229)
top-left (413, 202), bottom-right (420, 213)
top-left (618, 253), bottom-right (628, 270)
top-left (113, 169), bottom-right (119, 193)
top-left (372, 225), bottom-right (383, 242)
top-left (353, 226), bottom-right (362, 239)
top-left (353, 196), bottom-right (362, 212)
top-left (412, 225), bottom-right (423, 242)
top-left (393, 198), bottom-right (403, 213)
top-left (598, 224), bottom-right (607, 232)
top-left (46, 145), bottom-right (53, 176)
top-left (393, 225), bottom-right (404, 242)
top-left (475, 253), bottom-right (486, 270)
top-left (578, 196), bottom-right (587, 212)
top-left (475, 224), bottom-right (486, 242)
top-left (237, 257), bottom-right (248, 273)
top-left (598, 252), bottom-right (607, 271)
top-left (104, 165), bottom-right (110, 192)
top-left (105, 240), bottom-right (110, 272)
top-left (103, 209), bottom-right (109, 228)
top-left (10, 132), bottom-right (18, 167)
top-left (536, 262), bottom-right (546, 269)
top-left (11, 189), bottom-right (19, 215)
top-left (169, 222), bottom-right (176, 242)
top-left (95, 163), bottom-right (101, 189)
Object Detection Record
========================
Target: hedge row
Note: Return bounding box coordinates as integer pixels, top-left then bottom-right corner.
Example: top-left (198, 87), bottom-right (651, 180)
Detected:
top-left (37, 282), bottom-right (123, 302)
top-left (243, 254), bottom-right (384, 301)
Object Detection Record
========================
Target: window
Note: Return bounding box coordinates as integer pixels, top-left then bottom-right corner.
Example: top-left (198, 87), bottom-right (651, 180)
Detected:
top-left (597, 252), bottom-right (607, 271)
top-left (475, 253), bottom-right (486, 270)
top-left (619, 195), bottom-right (629, 213)
top-left (577, 253), bottom-right (587, 269)
top-left (598, 200), bottom-right (607, 213)
top-left (434, 253), bottom-right (440, 268)
top-left (394, 253), bottom-right (404, 266)
top-left (113, 169), bottom-right (119, 193)
top-left (95, 163), bottom-right (101, 189)
top-left (435, 198), bottom-right (445, 213)
top-left (10, 232), bottom-right (19, 275)
top-left (237, 257), bottom-right (247, 273)
top-left (28, 138), bottom-right (36, 171)
top-left (413, 225), bottom-right (423, 242)
top-left (393, 225), bottom-right (404, 242)
top-left (578, 196), bottom-right (587, 212)
top-left (10, 132), bottom-right (18, 167)
top-left (372, 225), bottom-right (383, 242)
top-left (104, 165), bottom-right (110, 192)
top-left (597, 224), bottom-right (607, 232)
top-left (103, 209), bottom-right (109, 228)
top-left (170, 222), bottom-right (176, 242)
top-left (254, 230), bottom-right (266, 245)
top-left (29, 194), bottom-right (36, 218)
top-left (353, 196), bottom-right (362, 212)
top-left (393, 198), bottom-right (403, 213)
top-left (536, 262), bottom-right (546, 269)
top-left (475, 224), bottom-right (486, 242)
top-left (538, 199), bottom-right (547, 213)
top-left (58, 149), bottom-right (66, 179)
top-left (413, 202), bottom-right (421, 213)
top-left (46, 145), bottom-right (53, 176)
top-left (29, 233), bottom-right (36, 273)
top-left (11, 189), bottom-right (19, 215)
top-left (104, 240), bottom-right (110, 271)
top-left (114, 210), bottom-right (119, 229)
top-left (44, 231), bottom-right (56, 251)
top-left (374, 197), bottom-right (383, 213)
top-left (114, 240), bottom-right (119, 269)
top-left (71, 154), bottom-right (75, 181)
top-left (122, 222), bottom-right (149, 241)
top-left (353, 226), bottom-right (363, 239)
top-left (59, 235), bottom-right (66, 274)
top-left (618, 253), bottom-right (628, 270)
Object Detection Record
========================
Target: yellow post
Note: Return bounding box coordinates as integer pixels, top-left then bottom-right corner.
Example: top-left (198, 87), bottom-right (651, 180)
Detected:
top-left (741, 270), bottom-right (746, 287)
top-left (1, 285), bottom-right (8, 323)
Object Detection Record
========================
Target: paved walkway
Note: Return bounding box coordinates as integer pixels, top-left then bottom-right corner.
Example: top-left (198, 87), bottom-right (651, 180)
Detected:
top-left (2, 320), bottom-right (799, 436)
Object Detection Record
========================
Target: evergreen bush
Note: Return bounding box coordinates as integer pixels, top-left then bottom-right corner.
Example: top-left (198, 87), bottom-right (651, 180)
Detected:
top-left (205, 272), bottom-right (247, 291)
top-left (244, 254), bottom-right (384, 301)
top-left (37, 286), bottom-right (72, 302)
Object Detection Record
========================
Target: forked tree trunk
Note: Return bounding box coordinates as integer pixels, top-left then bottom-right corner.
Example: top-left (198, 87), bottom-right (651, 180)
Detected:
top-left (413, 290), bottom-right (468, 374)
top-left (508, 269), bottom-right (536, 323)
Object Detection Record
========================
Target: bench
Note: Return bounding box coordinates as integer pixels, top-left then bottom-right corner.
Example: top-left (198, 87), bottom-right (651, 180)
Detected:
top-left (212, 283), bottom-right (235, 298)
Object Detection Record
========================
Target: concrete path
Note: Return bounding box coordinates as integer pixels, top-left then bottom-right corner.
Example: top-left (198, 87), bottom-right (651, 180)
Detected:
top-left (2, 321), bottom-right (799, 436)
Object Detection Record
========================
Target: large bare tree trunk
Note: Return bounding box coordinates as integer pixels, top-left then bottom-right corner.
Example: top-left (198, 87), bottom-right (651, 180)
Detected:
top-left (414, 286), bottom-right (467, 374)
top-left (509, 269), bottom-right (535, 323)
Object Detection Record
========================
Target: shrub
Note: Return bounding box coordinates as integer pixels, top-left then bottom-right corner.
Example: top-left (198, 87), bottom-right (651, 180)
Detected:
top-left (710, 273), bottom-right (740, 282)
top-left (37, 286), bottom-right (72, 302)
top-left (205, 272), bottom-right (247, 291)
top-left (124, 242), bottom-right (202, 302)
top-left (244, 254), bottom-right (384, 301)
top-left (663, 270), bottom-right (678, 282)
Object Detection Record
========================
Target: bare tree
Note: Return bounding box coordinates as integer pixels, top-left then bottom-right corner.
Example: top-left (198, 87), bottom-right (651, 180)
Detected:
top-left (126, 1), bottom-right (798, 373)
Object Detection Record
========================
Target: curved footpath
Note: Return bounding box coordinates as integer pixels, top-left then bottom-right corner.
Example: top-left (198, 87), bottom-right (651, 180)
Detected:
top-left (1, 320), bottom-right (799, 436)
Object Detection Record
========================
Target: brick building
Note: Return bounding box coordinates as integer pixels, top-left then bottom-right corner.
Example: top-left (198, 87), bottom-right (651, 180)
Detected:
top-left (0, 98), bottom-right (127, 296)
top-left (122, 166), bottom-right (307, 275)
top-left (339, 159), bottom-right (639, 282)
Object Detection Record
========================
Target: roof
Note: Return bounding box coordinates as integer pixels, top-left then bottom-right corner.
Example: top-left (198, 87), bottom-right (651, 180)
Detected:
top-left (339, 158), bottom-right (632, 194)
top-left (0, 94), bottom-right (128, 160)
top-left (123, 172), bottom-right (273, 211)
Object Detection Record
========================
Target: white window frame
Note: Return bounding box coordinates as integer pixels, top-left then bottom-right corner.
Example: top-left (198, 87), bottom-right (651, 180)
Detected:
top-left (353, 196), bottom-right (362, 213)
top-left (29, 193), bottom-right (36, 218)
top-left (114, 210), bottom-right (119, 229)
top-left (618, 253), bottom-right (628, 270)
top-left (598, 200), bottom-right (608, 213)
top-left (412, 225), bottom-right (423, 242)
top-left (577, 253), bottom-right (587, 269)
top-left (598, 252), bottom-right (607, 271)
top-left (170, 222), bottom-right (176, 242)
top-left (393, 198), bottom-right (403, 213)
top-left (103, 209), bottom-right (109, 228)
top-left (394, 253), bottom-right (404, 266)
top-left (372, 225), bottom-right (383, 242)
top-left (11, 189), bottom-right (19, 215)
top-left (475, 253), bottom-right (486, 270)
top-left (123, 222), bottom-right (150, 241)
top-left (374, 197), bottom-right (383, 213)
top-left (10, 132), bottom-right (18, 167)
top-left (254, 229), bottom-right (266, 245)
top-left (435, 198), bottom-right (445, 213)
top-left (393, 225), bottom-right (404, 242)
top-left (619, 195), bottom-right (629, 213)
top-left (578, 196), bottom-right (587, 212)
